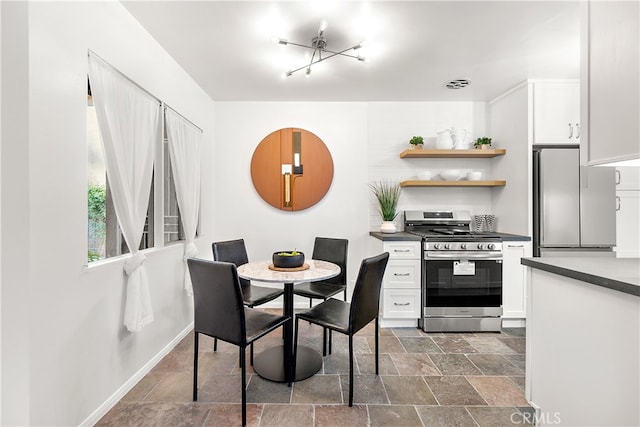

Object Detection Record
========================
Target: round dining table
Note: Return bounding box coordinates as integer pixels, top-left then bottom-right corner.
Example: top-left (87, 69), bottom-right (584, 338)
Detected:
top-left (237, 259), bottom-right (340, 383)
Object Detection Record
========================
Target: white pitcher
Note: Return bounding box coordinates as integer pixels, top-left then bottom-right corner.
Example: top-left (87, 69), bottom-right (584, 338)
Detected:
top-left (453, 128), bottom-right (469, 149)
top-left (436, 129), bottom-right (454, 149)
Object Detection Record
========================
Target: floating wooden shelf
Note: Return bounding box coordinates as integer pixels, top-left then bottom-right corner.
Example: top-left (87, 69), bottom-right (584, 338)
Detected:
top-left (400, 180), bottom-right (507, 187)
top-left (400, 148), bottom-right (507, 158)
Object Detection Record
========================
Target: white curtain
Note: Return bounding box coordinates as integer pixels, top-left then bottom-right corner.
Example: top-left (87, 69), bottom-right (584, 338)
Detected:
top-left (165, 108), bottom-right (202, 295)
top-left (88, 53), bottom-right (160, 332)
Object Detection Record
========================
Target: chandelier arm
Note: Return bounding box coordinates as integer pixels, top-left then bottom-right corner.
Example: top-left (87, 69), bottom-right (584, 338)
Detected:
top-left (286, 55), bottom-right (329, 75)
top-left (320, 45), bottom-right (363, 59)
top-left (284, 41), bottom-right (317, 50)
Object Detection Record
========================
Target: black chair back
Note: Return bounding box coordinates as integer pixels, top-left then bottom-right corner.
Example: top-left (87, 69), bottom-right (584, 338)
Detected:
top-left (349, 252), bottom-right (390, 334)
top-left (187, 258), bottom-right (246, 346)
top-left (212, 239), bottom-right (250, 288)
top-left (312, 237), bottom-right (348, 286)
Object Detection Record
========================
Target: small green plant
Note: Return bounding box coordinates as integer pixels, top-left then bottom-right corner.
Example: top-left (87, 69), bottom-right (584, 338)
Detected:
top-left (277, 250), bottom-right (301, 256)
top-left (369, 180), bottom-right (401, 221)
top-left (474, 137), bottom-right (492, 147)
top-left (409, 136), bottom-right (424, 146)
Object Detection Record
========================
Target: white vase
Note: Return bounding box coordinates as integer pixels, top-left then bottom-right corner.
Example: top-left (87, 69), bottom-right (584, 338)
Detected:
top-left (380, 221), bottom-right (397, 234)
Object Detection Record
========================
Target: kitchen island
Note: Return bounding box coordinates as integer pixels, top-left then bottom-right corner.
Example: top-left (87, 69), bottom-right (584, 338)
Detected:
top-left (522, 257), bottom-right (640, 426)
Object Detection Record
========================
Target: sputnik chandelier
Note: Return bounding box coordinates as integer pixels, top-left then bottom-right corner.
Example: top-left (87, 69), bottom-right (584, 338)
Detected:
top-left (276, 19), bottom-right (367, 78)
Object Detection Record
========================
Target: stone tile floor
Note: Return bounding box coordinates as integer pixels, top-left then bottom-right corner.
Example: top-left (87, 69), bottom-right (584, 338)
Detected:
top-left (98, 312), bottom-right (531, 426)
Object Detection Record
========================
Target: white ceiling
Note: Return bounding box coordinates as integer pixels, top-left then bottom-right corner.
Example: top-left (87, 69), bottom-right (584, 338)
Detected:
top-left (122, 0), bottom-right (581, 102)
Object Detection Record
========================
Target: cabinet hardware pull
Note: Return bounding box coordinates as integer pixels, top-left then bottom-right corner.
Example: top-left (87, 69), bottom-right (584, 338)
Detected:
top-left (393, 302), bottom-right (410, 306)
top-left (615, 169), bottom-right (621, 185)
top-left (393, 273), bottom-right (410, 276)
top-left (394, 249), bottom-right (410, 252)
top-left (507, 244), bottom-right (524, 248)
top-left (616, 195), bottom-right (621, 211)
top-left (575, 123), bottom-right (580, 139)
top-left (568, 123), bottom-right (573, 139)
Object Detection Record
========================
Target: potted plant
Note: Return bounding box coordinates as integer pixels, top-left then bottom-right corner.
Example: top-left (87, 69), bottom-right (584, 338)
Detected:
top-left (369, 180), bottom-right (401, 233)
top-left (474, 137), bottom-right (492, 150)
top-left (409, 136), bottom-right (424, 149)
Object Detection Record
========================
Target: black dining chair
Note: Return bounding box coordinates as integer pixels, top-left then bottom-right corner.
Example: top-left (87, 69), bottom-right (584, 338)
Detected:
top-left (188, 258), bottom-right (291, 427)
top-left (293, 237), bottom-right (348, 355)
top-left (213, 238), bottom-right (285, 363)
top-left (293, 252), bottom-right (389, 407)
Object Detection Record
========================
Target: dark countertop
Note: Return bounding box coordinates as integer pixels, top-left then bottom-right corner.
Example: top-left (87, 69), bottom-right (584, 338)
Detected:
top-left (369, 232), bottom-right (422, 241)
top-left (369, 231), bottom-right (531, 242)
top-left (521, 257), bottom-right (640, 297)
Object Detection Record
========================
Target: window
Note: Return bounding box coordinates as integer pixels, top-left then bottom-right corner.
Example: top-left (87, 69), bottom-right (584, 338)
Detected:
top-left (163, 123), bottom-right (185, 244)
top-left (87, 81), bottom-right (189, 263)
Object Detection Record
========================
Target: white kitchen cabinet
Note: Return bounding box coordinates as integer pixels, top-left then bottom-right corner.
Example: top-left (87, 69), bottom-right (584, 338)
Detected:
top-left (583, 1), bottom-right (640, 165)
top-left (615, 192), bottom-right (640, 258)
top-left (502, 241), bottom-right (531, 325)
top-left (376, 240), bottom-right (422, 326)
top-left (533, 81), bottom-right (580, 144)
top-left (616, 167), bottom-right (640, 191)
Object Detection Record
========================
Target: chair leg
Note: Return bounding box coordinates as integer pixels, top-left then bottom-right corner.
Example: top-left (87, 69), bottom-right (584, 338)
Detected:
top-left (193, 332), bottom-right (199, 401)
top-left (250, 343), bottom-right (254, 366)
top-left (213, 338), bottom-right (217, 352)
top-left (375, 317), bottom-right (379, 376)
top-left (329, 330), bottom-right (333, 355)
top-left (322, 327), bottom-right (327, 356)
top-left (348, 334), bottom-right (354, 407)
top-left (240, 346), bottom-right (247, 427)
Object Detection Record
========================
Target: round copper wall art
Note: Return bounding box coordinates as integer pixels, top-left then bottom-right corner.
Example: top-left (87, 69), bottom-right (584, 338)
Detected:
top-left (251, 128), bottom-right (334, 211)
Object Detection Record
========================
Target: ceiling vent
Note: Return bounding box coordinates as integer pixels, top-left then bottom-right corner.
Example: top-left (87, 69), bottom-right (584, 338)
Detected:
top-left (445, 79), bottom-right (471, 89)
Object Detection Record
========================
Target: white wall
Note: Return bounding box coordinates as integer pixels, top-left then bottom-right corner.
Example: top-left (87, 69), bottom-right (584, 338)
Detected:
top-left (367, 102), bottom-right (492, 231)
top-left (214, 102), bottom-right (370, 295)
top-left (489, 83), bottom-right (532, 235)
top-left (1, 2), bottom-right (215, 426)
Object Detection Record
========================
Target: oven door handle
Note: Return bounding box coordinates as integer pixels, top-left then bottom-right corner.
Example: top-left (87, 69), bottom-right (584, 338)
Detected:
top-left (425, 252), bottom-right (502, 260)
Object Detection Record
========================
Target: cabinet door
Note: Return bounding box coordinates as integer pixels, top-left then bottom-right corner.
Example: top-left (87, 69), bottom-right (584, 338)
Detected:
top-left (383, 259), bottom-right (421, 289)
top-left (502, 242), bottom-right (531, 319)
top-left (586, 1), bottom-right (640, 164)
top-left (383, 241), bottom-right (420, 259)
top-left (382, 289), bottom-right (421, 319)
top-left (533, 82), bottom-right (580, 144)
top-left (616, 167), bottom-right (640, 191)
top-left (616, 192), bottom-right (640, 258)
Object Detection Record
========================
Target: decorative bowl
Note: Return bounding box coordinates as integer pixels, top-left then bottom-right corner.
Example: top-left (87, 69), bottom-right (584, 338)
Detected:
top-left (439, 170), bottom-right (462, 181)
top-left (272, 251), bottom-right (305, 268)
top-left (418, 171), bottom-right (433, 180)
top-left (467, 171), bottom-right (483, 181)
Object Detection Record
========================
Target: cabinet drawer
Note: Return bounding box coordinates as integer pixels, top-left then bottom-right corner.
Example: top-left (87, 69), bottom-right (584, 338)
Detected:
top-left (383, 259), bottom-right (421, 289)
top-left (382, 289), bottom-right (421, 319)
top-left (383, 241), bottom-right (421, 259)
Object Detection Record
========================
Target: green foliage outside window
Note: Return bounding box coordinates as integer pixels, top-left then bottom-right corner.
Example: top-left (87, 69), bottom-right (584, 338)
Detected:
top-left (88, 184), bottom-right (106, 262)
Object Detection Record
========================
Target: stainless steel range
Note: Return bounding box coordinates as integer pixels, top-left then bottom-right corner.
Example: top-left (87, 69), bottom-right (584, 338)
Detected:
top-left (404, 210), bottom-right (503, 332)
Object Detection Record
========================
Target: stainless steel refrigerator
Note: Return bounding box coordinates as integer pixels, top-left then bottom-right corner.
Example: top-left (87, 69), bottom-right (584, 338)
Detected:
top-left (533, 145), bottom-right (616, 257)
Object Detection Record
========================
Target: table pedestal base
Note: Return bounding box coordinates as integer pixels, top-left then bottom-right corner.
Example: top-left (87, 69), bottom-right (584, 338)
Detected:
top-left (253, 345), bottom-right (322, 383)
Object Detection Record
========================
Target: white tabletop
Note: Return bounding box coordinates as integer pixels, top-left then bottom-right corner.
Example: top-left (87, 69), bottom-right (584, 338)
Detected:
top-left (237, 259), bottom-right (340, 284)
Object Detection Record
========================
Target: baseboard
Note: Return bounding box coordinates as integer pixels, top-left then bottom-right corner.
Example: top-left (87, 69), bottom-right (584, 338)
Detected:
top-left (380, 318), bottom-right (419, 328)
top-left (80, 322), bottom-right (194, 426)
top-left (502, 318), bottom-right (526, 328)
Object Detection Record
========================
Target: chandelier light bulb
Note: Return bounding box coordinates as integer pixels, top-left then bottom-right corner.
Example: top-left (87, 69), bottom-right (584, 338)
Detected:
top-left (319, 19), bottom-right (328, 32)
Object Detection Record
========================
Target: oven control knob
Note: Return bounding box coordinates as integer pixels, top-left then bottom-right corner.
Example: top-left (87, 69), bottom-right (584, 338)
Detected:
top-left (444, 243), bottom-right (452, 250)
top-left (460, 243), bottom-right (467, 250)
top-left (487, 243), bottom-right (496, 250)
top-left (434, 243), bottom-right (442, 250)
top-left (477, 243), bottom-right (484, 250)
